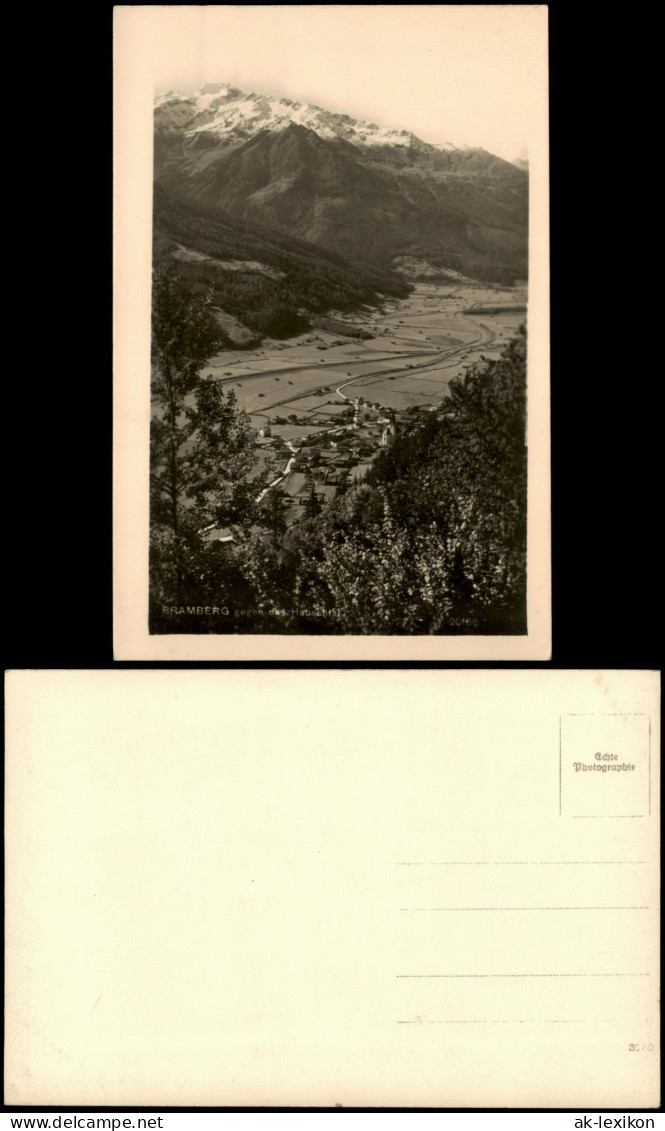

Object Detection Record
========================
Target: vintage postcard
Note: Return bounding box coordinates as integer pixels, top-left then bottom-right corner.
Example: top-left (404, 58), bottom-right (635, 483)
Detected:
top-left (113, 5), bottom-right (550, 659)
top-left (5, 669), bottom-right (659, 1107)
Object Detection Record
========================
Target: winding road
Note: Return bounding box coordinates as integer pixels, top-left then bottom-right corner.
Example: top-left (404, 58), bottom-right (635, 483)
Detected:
top-left (207, 284), bottom-right (520, 510)
top-left (250, 296), bottom-right (503, 503)
top-left (212, 307), bottom-right (496, 419)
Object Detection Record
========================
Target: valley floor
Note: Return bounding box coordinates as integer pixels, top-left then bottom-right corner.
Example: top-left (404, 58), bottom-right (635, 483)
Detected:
top-left (200, 280), bottom-right (526, 416)
top-left (194, 280), bottom-right (526, 527)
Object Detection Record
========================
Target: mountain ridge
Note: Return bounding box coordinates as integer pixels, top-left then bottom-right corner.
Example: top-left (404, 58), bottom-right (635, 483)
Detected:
top-left (154, 81), bottom-right (460, 152)
top-left (154, 83), bottom-right (528, 285)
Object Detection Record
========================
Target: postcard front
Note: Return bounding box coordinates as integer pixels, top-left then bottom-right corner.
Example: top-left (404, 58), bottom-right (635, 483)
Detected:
top-left (113, 5), bottom-right (550, 659)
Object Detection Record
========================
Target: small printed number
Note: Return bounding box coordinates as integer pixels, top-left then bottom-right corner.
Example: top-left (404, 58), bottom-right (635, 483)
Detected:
top-left (628, 1043), bottom-right (655, 1051)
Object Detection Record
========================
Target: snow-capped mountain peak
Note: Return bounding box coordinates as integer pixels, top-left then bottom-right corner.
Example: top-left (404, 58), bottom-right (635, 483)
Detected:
top-left (154, 83), bottom-right (458, 151)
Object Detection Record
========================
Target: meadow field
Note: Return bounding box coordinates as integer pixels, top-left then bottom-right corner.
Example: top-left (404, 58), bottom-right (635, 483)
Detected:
top-left (176, 282), bottom-right (526, 442)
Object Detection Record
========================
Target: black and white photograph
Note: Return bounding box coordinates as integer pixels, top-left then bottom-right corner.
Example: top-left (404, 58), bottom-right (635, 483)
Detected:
top-left (114, 5), bottom-right (550, 658)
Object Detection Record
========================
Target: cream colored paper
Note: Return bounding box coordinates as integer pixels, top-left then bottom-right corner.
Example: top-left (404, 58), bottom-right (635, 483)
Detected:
top-left (5, 670), bottom-right (659, 1107)
top-left (113, 5), bottom-right (551, 660)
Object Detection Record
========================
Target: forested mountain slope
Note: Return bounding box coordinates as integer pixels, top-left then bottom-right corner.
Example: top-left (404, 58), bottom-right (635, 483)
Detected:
top-left (154, 184), bottom-right (410, 339)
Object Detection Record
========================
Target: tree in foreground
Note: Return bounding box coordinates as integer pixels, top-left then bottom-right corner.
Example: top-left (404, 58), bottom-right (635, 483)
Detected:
top-left (150, 267), bottom-right (257, 609)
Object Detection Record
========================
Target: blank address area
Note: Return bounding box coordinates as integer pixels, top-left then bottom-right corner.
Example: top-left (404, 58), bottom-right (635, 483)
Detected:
top-left (393, 972), bottom-right (655, 1030)
top-left (395, 859), bottom-right (651, 910)
top-left (393, 859), bottom-right (656, 1029)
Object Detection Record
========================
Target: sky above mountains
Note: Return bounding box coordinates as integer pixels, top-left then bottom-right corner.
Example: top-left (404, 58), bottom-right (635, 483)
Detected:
top-left (127, 5), bottom-right (547, 163)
